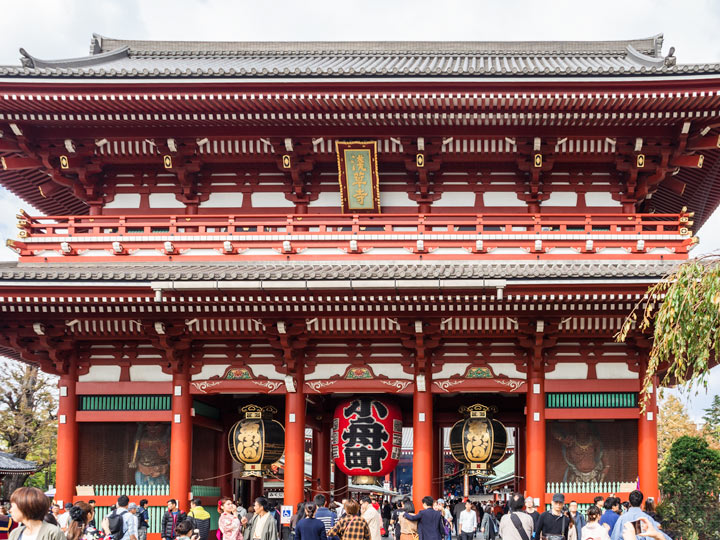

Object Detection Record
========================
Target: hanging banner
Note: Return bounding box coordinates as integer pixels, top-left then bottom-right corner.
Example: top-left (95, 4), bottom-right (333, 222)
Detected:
top-left (336, 141), bottom-right (381, 213)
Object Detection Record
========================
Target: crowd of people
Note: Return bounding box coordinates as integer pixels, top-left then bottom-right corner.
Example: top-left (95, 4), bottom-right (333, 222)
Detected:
top-left (0, 487), bottom-right (671, 540)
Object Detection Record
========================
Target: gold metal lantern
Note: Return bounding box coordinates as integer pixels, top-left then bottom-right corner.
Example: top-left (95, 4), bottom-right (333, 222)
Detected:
top-left (449, 404), bottom-right (507, 475)
top-left (228, 405), bottom-right (285, 477)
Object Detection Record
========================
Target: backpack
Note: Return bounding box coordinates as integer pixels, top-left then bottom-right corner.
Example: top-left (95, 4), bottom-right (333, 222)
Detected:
top-left (107, 509), bottom-right (127, 540)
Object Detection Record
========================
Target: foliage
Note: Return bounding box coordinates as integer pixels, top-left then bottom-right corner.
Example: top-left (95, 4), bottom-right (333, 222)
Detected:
top-left (657, 395), bottom-right (701, 465)
top-left (0, 359), bottom-right (58, 496)
top-left (702, 394), bottom-right (720, 445)
top-left (658, 435), bottom-right (720, 540)
top-left (617, 256), bottom-right (720, 405)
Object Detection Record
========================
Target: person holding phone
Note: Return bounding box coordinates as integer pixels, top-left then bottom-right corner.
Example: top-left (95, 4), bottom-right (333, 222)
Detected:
top-left (608, 492), bottom-right (668, 540)
top-left (619, 518), bottom-right (664, 540)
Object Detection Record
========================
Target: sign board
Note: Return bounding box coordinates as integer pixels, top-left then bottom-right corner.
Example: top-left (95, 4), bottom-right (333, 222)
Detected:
top-left (281, 505), bottom-right (293, 525)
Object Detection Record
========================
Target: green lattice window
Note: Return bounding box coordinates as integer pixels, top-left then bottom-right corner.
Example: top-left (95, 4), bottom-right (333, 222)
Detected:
top-left (193, 400), bottom-right (220, 419)
top-left (546, 392), bottom-right (638, 408)
top-left (79, 395), bottom-right (171, 411)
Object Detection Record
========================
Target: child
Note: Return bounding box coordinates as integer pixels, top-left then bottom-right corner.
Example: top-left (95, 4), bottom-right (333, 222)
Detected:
top-left (175, 521), bottom-right (198, 540)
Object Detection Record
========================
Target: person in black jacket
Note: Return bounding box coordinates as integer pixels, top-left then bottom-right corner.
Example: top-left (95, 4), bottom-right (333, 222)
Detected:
top-left (161, 499), bottom-right (187, 540)
top-left (187, 499), bottom-right (211, 540)
top-left (403, 497), bottom-right (445, 540)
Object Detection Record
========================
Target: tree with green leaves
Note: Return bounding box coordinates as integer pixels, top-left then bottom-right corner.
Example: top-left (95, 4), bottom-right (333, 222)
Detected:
top-left (617, 256), bottom-right (720, 404)
top-left (0, 359), bottom-right (58, 497)
top-left (657, 395), bottom-right (701, 465)
top-left (702, 394), bottom-right (720, 445)
top-left (658, 435), bottom-right (720, 540)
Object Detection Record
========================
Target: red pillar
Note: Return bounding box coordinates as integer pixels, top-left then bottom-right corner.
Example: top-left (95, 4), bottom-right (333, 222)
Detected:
top-left (432, 424), bottom-right (441, 499)
top-left (638, 372), bottom-right (659, 501)
top-left (412, 378), bottom-right (433, 509)
top-left (56, 361), bottom-right (78, 507)
top-left (285, 371), bottom-right (306, 509)
top-left (317, 423), bottom-right (331, 497)
top-left (525, 359), bottom-right (546, 501)
top-left (216, 428), bottom-right (233, 497)
top-left (334, 468), bottom-right (348, 500)
top-left (170, 368), bottom-right (193, 512)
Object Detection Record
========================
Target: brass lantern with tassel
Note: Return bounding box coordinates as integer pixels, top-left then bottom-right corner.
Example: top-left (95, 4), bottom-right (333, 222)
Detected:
top-left (449, 404), bottom-right (507, 475)
top-left (229, 405), bottom-right (285, 477)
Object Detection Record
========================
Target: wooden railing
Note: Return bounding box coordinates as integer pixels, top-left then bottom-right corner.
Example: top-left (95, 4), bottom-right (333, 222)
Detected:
top-left (546, 481), bottom-right (637, 494)
top-left (8, 212), bottom-right (695, 261)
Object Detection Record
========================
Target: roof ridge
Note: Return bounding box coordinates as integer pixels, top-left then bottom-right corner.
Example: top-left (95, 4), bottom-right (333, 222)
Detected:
top-left (92, 34), bottom-right (663, 57)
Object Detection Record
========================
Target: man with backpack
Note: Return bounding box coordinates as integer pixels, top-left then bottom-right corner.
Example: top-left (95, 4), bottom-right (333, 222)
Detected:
top-left (137, 500), bottom-right (150, 540)
top-left (187, 498), bottom-right (211, 540)
top-left (107, 495), bottom-right (138, 540)
top-left (161, 499), bottom-right (187, 540)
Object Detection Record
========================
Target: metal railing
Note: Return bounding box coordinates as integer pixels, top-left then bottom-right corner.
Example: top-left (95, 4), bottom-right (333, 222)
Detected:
top-left (8, 212), bottom-right (695, 260)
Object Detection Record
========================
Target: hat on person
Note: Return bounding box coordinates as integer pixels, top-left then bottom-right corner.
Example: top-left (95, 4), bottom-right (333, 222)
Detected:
top-left (436, 498), bottom-right (445, 504)
top-left (552, 493), bottom-right (565, 503)
top-left (525, 497), bottom-right (535, 507)
top-left (128, 503), bottom-right (138, 510)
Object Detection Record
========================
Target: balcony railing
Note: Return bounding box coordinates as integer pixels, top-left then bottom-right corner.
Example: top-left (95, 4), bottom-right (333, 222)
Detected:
top-left (8, 212), bottom-right (694, 261)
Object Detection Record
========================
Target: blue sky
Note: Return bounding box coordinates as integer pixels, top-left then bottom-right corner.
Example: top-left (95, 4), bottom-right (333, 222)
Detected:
top-left (0, 0), bottom-right (718, 421)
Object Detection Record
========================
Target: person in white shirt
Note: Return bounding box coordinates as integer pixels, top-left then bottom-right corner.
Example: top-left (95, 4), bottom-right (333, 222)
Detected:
top-left (581, 506), bottom-right (610, 540)
top-left (360, 497), bottom-right (382, 540)
top-left (458, 502), bottom-right (478, 540)
top-left (57, 504), bottom-right (72, 532)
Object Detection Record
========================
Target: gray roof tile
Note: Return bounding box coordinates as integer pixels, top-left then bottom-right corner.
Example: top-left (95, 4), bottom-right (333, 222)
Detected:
top-left (0, 452), bottom-right (37, 474)
top-left (2, 33), bottom-right (716, 79)
top-left (0, 260), bottom-right (677, 282)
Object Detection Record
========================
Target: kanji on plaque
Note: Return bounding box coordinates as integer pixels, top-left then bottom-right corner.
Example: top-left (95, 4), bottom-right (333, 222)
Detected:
top-left (332, 398), bottom-right (402, 485)
top-left (335, 141), bottom-right (381, 213)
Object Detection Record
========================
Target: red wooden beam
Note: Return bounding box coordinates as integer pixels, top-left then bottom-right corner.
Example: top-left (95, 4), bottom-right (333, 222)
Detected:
top-left (670, 154), bottom-right (704, 168)
top-left (1, 156), bottom-right (38, 170)
top-left (544, 380), bottom-right (639, 392)
top-left (76, 411), bottom-right (172, 422)
top-left (545, 408), bottom-right (639, 420)
top-left (686, 133), bottom-right (720, 150)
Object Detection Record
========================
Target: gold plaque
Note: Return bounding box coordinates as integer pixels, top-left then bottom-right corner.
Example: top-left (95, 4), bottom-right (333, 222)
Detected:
top-left (534, 154), bottom-right (542, 168)
top-left (163, 155), bottom-right (173, 169)
top-left (416, 153), bottom-right (425, 167)
top-left (282, 155), bottom-right (291, 169)
top-left (636, 154), bottom-right (645, 168)
top-left (59, 156), bottom-right (70, 170)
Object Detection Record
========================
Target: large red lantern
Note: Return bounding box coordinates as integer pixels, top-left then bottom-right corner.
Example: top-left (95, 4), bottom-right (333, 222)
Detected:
top-left (332, 399), bottom-right (402, 485)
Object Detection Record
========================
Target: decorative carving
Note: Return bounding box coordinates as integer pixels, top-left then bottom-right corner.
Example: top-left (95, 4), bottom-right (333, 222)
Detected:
top-left (192, 380), bottom-right (222, 394)
top-left (223, 367), bottom-right (252, 380)
top-left (345, 366), bottom-right (373, 379)
top-left (307, 380), bottom-right (337, 393)
top-left (251, 380), bottom-right (283, 392)
top-left (495, 379), bottom-right (525, 392)
top-left (466, 366), bottom-right (493, 379)
top-left (433, 380), bottom-right (464, 393)
top-left (379, 380), bottom-right (412, 392)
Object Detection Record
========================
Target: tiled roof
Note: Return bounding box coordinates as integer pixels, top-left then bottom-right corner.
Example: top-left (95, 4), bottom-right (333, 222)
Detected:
top-left (2, 33), bottom-right (717, 79)
top-left (0, 451), bottom-right (37, 475)
top-left (0, 260), bottom-right (678, 282)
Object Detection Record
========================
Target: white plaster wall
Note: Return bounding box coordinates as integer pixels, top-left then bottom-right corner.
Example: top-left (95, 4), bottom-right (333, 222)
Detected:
top-left (130, 365), bottom-right (173, 382)
top-left (435, 362), bottom-right (471, 379)
top-left (542, 192), bottom-right (578, 207)
top-left (380, 191), bottom-right (416, 207)
top-left (488, 363), bottom-right (526, 379)
top-left (200, 192), bottom-right (244, 208)
top-left (193, 364), bottom-right (231, 380)
top-left (246, 363), bottom-right (284, 379)
top-left (483, 192), bottom-right (525, 207)
top-left (436, 192), bottom-right (476, 207)
top-left (305, 364), bottom-right (349, 381)
top-left (545, 363), bottom-right (589, 379)
top-left (368, 363), bottom-right (413, 380)
top-left (309, 191), bottom-right (342, 208)
top-left (79, 365), bottom-right (121, 382)
top-left (585, 192), bottom-right (622, 207)
top-left (148, 193), bottom-right (185, 208)
top-left (251, 192), bottom-right (295, 208)
top-left (104, 193), bottom-right (141, 209)
top-left (595, 363), bottom-right (637, 379)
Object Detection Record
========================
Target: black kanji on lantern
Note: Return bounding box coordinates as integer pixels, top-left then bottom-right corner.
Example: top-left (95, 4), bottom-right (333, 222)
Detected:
top-left (343, 399), bottom-right (388, 419)
top-left (340, 399), bottom-right (391, 473)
